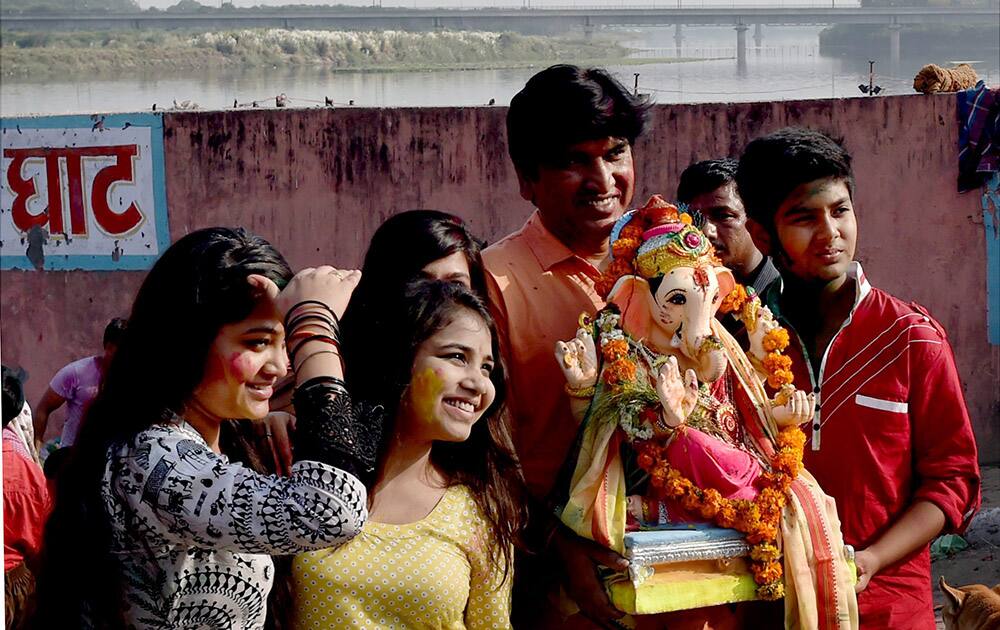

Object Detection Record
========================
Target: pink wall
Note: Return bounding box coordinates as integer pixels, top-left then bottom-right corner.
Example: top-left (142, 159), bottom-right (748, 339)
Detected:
top-left (3, 94), bottom-right (997, 460)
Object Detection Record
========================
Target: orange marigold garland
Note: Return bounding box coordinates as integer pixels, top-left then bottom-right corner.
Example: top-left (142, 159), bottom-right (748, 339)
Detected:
top-left (591, 197), bottom-right (806, 599)
top-left (596, 257), bottom-right (635, 298)
top-left (602, 358), bottom-right (637, 387)
top-left (635, 424), bottom-right (806, 600)
top-left (762, 328), bottom-right (790, 353)
top-left (719, 284), bottom-right (795, 391)
top-left (719, 284), bottom-right (749, 314)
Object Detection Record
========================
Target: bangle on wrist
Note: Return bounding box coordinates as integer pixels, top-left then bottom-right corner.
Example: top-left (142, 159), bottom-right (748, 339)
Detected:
top-left (289, 334), bottom-right (340, 366)
top-left (564, 383), bottom-right (595, 398)
top-left (288, 329), bottom-right (339, 344)
top-left (287, 312), bottom-right (337, 334)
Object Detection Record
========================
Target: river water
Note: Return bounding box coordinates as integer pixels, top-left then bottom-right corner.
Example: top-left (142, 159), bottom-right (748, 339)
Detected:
top-left (2, 26), bottom-right (998, 115)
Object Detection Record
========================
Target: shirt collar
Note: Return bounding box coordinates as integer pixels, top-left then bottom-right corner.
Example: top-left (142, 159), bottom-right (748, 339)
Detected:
top-left (773, 260), bottom-right (871, 321)
top-left (747, 256), bottom-right (782, 297)
top-left (523, 211), bottom-right (583, 272)
top-left (846, 261), bottom-right (872, 315)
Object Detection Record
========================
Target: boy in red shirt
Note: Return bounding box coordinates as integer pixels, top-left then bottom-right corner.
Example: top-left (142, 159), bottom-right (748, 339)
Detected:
top-left (736, 128), bottom-right (981, 629)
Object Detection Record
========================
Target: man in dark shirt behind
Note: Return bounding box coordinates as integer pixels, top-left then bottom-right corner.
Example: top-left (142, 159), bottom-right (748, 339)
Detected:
top-left (677, 158), bottom-right (782, 332)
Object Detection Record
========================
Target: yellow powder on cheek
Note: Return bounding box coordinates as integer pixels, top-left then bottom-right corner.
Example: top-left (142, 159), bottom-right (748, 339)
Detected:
top-left (408, 368), bottom-right (445, 424)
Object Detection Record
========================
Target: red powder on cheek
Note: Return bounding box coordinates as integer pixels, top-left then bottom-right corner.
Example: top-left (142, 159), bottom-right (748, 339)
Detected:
top-left (228, 352), bottom-right (258, 382)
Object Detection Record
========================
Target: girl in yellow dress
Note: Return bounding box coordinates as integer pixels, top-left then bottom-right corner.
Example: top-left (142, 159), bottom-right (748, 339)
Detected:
top-left (292, 278), bottom-right (526, 629)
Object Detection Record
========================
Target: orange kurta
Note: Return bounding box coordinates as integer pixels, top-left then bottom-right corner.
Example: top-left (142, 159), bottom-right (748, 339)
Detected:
top-left (483, 211), bottom-right (604, 500)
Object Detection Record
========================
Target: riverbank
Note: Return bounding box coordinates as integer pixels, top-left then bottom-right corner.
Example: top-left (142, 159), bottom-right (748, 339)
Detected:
top-left (0, 28), bottom-right (640, 78)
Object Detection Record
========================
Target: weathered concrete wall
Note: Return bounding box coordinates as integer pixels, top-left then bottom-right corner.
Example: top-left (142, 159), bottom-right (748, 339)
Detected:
top-left (3, 94), bottom-right (997, 460)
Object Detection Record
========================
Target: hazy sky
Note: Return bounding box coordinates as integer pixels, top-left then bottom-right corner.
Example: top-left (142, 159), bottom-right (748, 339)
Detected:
top-left (139, 0), bottom-right (851, 11)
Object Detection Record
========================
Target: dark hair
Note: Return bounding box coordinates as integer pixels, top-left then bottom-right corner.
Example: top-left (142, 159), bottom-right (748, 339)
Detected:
top-left (369, 279), bottom-right (524, 579)
top-left (340, 209), bottom-right (487, 404)
top-left (736, 127), bottom-right (855, 230)
top-left (2, 365), bottom-right (24, 428)
top-left (42, 446), bottom-right (72, 480)
top-left (102, 317), bottom-right (127, 347)
top-left (507, 64), bottom-right (651, 179)
top-left (33, 227), bottom-right (292, 629)
top-left (676, 158), bottom-right (738, 204)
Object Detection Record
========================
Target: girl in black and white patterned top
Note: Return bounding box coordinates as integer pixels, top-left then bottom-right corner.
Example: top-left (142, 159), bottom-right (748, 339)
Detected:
top-left (33, 228), bottom-right (380, 629)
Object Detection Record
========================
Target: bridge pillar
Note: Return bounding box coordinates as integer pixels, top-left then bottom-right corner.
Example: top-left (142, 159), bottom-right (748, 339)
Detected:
top-left (888, 24), bottom-right (902, 70)
top-left (735, 24), bottom-right (749, 75)
top-left (583, 16), bottom-right (594, 41)
top-left (754, 23), bottom-right (762, 53)
top-left (674, 23), bottom-right (682, 56)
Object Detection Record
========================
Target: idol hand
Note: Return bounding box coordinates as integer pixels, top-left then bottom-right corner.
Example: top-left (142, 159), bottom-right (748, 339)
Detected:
top-left (555, 328), bottom-right (598, 389)
top-left (773, 390), bottom-right (816, 428)
top-left (656, 356), bottom-right (698, 428)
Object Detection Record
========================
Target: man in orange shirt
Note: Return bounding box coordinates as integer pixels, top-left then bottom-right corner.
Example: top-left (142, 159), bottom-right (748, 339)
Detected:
top-left (484, 65), bottom-right (647, 629)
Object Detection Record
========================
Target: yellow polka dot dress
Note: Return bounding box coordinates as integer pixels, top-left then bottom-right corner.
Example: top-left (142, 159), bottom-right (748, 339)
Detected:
top-left (292, 485), bottom-right (512, 629)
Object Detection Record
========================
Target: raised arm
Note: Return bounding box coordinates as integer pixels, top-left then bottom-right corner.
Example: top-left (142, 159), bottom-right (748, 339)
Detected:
top-left (109, 267), bottom-right (387, 556)
top-left (32, 386), bottom-right (66, 449)
top-left (109, 425), bottom-right (367, 555)
top-left (252, 267), bottom-right (382, 479)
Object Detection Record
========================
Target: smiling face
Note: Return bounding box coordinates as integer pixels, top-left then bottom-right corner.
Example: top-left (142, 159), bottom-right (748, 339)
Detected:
top-left (421, 251), bottom-right (472, 288)
top-left (773, 177), bottom-right (857, 285)
top-left (400, 307), bottom-right (496, 444)
top-left (190, 299), bottom-right (288, 422)
top-left (518, 136), bottom-right (635, 249)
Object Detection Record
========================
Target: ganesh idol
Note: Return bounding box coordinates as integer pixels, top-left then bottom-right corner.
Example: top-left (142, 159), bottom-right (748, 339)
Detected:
top-left (553, 196), bottom-right (858, 629)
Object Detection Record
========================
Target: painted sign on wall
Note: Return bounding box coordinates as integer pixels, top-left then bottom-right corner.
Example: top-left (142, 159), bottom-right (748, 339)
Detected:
top-left (1, 113), bottom-right (169, 270)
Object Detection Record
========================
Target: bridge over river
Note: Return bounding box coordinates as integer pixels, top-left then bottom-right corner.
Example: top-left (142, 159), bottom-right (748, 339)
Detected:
top-left (2, 5), bottom-right (997, 68)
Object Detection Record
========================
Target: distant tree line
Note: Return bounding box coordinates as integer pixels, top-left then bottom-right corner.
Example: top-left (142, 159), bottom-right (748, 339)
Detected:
top-left (1, 0), bottom-right (392, 16)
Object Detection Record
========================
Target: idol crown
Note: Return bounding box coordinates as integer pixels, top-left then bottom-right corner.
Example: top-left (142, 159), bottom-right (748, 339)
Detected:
top-left (596, 195), bottom-right (719, 298)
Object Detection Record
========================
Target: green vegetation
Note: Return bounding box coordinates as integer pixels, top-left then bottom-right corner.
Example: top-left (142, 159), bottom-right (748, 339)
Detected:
top-left (2, 0), bottom-right (138, 16)
top-left (0, 29), bottom-right (634, 78)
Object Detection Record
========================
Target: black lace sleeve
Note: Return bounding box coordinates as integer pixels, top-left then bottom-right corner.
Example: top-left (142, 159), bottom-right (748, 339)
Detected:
top-left (292, 377), bottom-right (384, 478)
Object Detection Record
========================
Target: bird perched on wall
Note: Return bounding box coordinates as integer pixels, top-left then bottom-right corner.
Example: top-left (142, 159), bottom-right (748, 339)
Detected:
top-left (276, 93), bottom-right (288, 108)
top-left (913, 64), bottom-right (979, 94)
top-left (325, 96), bottom-right (334, 107)
top-left (488, 98), bottom-right (495, 105)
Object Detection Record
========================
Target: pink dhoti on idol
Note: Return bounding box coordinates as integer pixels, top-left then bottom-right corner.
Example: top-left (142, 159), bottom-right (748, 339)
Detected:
top-left (554, 196), bottom-right (858, 629)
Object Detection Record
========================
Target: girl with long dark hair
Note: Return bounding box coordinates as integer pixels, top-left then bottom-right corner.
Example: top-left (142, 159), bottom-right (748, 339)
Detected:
top-left (338, 209), bottom-right (488, 402)
top-left (268, 209), bottom-right (488, 468)
top-left (33, 227), bottom-right (377, 629)
top-left (292, 279), bottom-right (525, 629)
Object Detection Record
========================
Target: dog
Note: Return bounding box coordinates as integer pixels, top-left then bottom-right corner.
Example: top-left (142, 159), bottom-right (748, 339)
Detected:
top-left (940, 576), bottom-right (1000, 630)
top-left (913, 63), bottom-right (979, 94)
